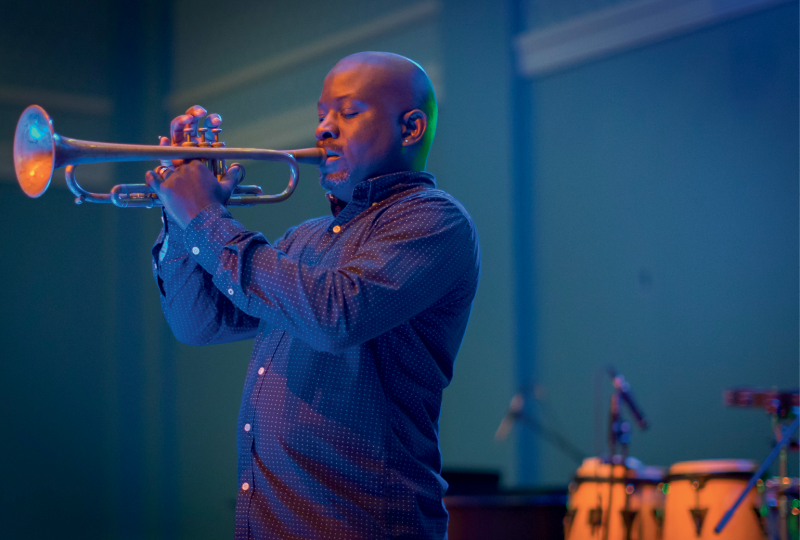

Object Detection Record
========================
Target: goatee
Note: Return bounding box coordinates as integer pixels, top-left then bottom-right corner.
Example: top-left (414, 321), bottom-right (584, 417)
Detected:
top-left (319, 170), bottom-right (352, 190)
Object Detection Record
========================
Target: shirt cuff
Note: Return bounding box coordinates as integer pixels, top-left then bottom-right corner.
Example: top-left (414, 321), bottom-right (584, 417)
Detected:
top-left (183, 203), bottom-right (272, 313)
top-left (183, 203), bottom-right (245, 273)
top-left (152, 211), bottom-right (189, 264)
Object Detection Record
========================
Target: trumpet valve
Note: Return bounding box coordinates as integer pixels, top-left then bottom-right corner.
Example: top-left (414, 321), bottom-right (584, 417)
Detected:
top-left (181, 124), bottom-right (197, 147)
top-left (197, 127), bottom-right (211, 148)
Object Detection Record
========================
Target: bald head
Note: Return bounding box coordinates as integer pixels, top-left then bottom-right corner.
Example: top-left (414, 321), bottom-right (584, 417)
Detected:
top-left (331, 52), bottom-right (438, 143)
top-left (315, 52), bottom-right (438, 202)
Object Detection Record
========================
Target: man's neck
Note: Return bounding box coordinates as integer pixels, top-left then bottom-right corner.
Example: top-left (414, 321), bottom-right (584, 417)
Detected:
top-left (331, 166), bottom-right (428, 203)
top-left (327, 183), bottom-right (355, 204)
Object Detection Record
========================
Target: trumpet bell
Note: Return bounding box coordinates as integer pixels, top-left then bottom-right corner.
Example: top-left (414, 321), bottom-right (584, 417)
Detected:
top-left (14, 105), bottom-right (56, 198)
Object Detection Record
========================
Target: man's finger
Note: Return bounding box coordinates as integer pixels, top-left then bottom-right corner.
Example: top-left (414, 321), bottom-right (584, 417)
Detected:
top-left (156, 166), bottom-right (172, 179)
top-left (219, 164), bottom-right (244, 198)
top-left (170, 105), bottom-right (207, 145)
top-left (158, 136), bottom-right (173, 168)
top-left (170, 114), bottom-right (196, 145)
top-left (204, 113), bottom-right (223, 129)
top-left (185, 105), bottom-right (207, 118)
top-left (145, 170), bottom-right (164, 192)
top-left (220, 164), bottom-right (244, 187)
top-left (171, 106), bottom-right (208, 145)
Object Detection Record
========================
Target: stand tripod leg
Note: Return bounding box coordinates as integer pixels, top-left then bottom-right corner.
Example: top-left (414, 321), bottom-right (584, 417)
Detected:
top-left (778, 431), bottom-right (788, 540)
top-left (715, 416), bottom-right (799, 534)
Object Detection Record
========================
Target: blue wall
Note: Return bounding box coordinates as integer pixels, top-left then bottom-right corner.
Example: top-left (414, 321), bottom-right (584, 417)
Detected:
top-left (525, 2), bottom-right (799, 484)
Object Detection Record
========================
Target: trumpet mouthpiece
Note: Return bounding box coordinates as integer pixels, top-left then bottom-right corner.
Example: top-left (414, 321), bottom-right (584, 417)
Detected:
top-left (286, 147), bottom-right (327, 165)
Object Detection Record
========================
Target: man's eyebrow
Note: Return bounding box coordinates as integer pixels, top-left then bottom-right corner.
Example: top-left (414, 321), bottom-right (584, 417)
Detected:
top-left (318, 96), bottom-right (368, 109)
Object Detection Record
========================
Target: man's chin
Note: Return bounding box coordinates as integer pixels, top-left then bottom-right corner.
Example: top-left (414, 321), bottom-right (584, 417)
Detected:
top-left (319, 170), bottom-right (352, 191)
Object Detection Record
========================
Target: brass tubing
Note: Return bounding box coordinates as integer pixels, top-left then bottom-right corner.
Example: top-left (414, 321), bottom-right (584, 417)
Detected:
top-left (14, 105), bottom-right (327, 207)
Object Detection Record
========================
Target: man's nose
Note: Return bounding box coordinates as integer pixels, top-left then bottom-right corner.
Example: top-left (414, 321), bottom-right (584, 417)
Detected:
top-left (315, 115), bottom-right (338, 141)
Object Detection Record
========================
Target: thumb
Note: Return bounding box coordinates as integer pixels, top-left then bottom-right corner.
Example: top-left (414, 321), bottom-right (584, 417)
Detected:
top-left (145, 169), bottom-right (164, 193)
top-left (219, 163), bottom-right (244, 195)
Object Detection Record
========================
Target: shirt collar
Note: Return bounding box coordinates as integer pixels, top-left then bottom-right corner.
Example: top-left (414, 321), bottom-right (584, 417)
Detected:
top-left (326, 170), bottom-right (436, 223)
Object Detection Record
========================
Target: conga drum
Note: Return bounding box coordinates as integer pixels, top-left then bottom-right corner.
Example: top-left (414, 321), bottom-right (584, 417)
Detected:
top-left (663, 460), bottom-right (760, 540)
top-left (566, 457), bottom-right (666, 540)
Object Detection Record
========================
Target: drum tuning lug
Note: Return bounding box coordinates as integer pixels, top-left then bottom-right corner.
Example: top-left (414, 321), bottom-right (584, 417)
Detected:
top-left (752, 505), bottom-right (768, 537)
top-left (689, 507), bottom-right (709, 537)
top-left (651, 507), bottom-right (665, 529)
top-left (620, 509), bottom-right (638, 540)
top-left (588, 506), bottom-right (603, 534)
top-left (563, 508), bottom-right (576, 539)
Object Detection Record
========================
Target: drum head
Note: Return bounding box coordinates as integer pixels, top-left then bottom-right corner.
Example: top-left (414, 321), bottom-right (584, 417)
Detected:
top-left (575, 457), bottom-right (665, 483)
top-left (669, 459), bottom-right (756, 475)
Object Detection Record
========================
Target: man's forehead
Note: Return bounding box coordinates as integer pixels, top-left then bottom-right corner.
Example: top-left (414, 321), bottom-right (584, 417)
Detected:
top-left (321, 58), bottom-right (420, 104)
top-left (320, 63), bottom-right (393, 99)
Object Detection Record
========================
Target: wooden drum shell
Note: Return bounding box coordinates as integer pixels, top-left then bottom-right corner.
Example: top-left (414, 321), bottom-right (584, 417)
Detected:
top-left (566, 458), bottom-right (665, 540)
top-left (663, 460), bottom-right (760, 540)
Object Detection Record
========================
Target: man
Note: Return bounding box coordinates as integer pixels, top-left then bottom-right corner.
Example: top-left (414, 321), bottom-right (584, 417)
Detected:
top-left (146, 52), bottom-right (480, 539)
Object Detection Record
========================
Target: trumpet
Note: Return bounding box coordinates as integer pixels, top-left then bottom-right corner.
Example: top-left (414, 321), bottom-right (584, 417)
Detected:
top-left (13, 105), bottom-right (327, 208)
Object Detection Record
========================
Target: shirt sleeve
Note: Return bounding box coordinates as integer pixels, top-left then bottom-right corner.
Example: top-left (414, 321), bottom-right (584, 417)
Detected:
top-left (151, 210), bottom-right (260, 346)
top-left (183, 199), bottom-right (479, 354)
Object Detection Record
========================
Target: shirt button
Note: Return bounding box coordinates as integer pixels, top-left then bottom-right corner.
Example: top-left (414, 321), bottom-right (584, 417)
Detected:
top-left (191, 247), bottom-right (199, 255)
top-left (244, 423), bottom-right (251, 432)
top-left (258, 367), bottom-right (265, 375)
top-left (228, 288), bottom-right (234, 295)
top-left (241, 482), bottom-right (250, 491)
top-left (332, 225), bottom-right (341, 233)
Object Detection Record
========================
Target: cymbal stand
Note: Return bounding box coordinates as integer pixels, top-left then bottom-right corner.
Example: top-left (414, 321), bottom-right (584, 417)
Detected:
top-left (769, 401), bottom-right (798, 540)
top-left (715, 415), bottom-right (799, 537)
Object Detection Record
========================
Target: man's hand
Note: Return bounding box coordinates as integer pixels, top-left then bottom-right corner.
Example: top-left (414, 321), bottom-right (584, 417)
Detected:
top-left (145, 105), bottom-right (242, 229)
top-left (146, 160), bottom-right (241, 229)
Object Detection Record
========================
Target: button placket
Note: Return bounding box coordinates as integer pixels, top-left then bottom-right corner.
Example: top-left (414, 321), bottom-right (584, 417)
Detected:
top-left (239, 332), bottom-right (284, 515)
top-left (240, 352), bottom-right (275, 499)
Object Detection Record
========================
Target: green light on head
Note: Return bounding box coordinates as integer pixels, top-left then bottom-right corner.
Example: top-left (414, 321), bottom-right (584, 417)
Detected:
top-left (30, 123), bottom-right (43, 140)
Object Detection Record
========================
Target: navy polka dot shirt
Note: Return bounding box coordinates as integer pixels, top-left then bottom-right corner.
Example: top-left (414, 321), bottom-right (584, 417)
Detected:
top-left (152, 171), bottom-right (481, 539)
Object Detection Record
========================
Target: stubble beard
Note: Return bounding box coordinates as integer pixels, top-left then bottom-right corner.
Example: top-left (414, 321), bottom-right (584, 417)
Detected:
top-left (319, 170), bottom-right (352, 191)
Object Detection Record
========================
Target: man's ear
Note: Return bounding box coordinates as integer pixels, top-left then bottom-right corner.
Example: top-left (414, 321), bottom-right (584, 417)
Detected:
top-left (400, 110), bottom-right (427, 146)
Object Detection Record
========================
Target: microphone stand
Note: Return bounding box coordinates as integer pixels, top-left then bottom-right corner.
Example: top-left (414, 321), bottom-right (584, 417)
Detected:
top-left (604, 388), bottom-right (631, 540)
top-left (494, 392), bottom-right (586, 466)
top-left (603, 368), bottom-right (648, 540)
top-left (515, 411), bottom-right (586, 466)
